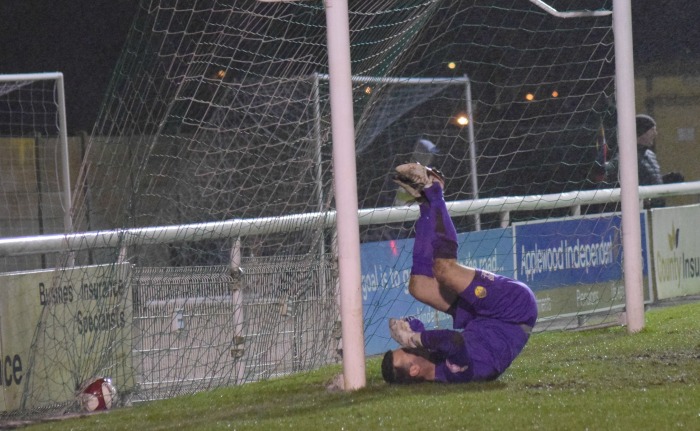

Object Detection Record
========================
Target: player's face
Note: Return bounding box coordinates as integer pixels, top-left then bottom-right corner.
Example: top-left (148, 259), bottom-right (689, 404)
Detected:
top-left (389, 347), bottom-right (435, 384)
top-left (392, 348), bottom-right (412, 371)
top-left (391, 348), bottom-right (420, 383)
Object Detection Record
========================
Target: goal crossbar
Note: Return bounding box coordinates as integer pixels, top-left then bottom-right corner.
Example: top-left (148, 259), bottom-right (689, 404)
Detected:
top-left (0, 72), bottom-right (65, 82)
top-left (315, 73), bottom-right (470, 85)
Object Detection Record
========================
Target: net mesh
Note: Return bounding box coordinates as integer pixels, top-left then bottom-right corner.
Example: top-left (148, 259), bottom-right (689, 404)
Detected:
top-left (0, 0), bottom-right (622, 417)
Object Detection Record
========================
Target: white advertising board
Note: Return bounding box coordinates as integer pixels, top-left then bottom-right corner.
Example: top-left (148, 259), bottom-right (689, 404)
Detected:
top-left (0, 263), bottom-right (133, 412)
top-left (650, 204), bottom-right (700, 299)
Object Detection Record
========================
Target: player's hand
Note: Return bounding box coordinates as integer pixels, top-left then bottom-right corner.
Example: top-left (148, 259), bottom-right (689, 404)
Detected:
top-left (389, 318), bottom-right (422, 348)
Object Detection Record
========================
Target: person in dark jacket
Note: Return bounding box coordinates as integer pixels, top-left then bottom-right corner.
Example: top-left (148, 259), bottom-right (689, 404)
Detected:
top-left (599, 114), bottom-right (683, 209)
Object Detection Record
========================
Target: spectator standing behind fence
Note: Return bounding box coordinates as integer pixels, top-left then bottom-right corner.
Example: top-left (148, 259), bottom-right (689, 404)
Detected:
top-left (595, 113), bottom-right (684, 209)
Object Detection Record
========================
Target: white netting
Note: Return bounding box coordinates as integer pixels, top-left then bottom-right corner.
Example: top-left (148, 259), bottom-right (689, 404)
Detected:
top-left (1, 0), bottom-right (624, 418)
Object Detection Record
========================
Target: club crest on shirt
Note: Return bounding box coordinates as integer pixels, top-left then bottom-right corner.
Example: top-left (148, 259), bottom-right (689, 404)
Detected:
top-left (474, 285), bottom-right (488, 298)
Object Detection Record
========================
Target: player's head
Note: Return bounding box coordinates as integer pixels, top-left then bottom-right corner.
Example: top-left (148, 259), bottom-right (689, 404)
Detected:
top-left (381, 347), bottom-right (433, 384)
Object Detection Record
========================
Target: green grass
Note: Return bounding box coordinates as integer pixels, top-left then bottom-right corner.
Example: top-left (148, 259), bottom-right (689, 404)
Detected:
top-left (22, 301), bottom-right (700, 431)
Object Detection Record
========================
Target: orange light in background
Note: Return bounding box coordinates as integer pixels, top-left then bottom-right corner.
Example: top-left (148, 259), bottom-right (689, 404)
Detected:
top-left (364, 86), bottom-right (372, 95)
top-left (551, 90), bottom-right (559, 98)
top-left (456, 115), bottom-right (469, 126)
top-left (525, 92), bottom-right (535, 101)
top-left (447, 62), bottom-right (456, 70)
top-left (215, 70), bottom-right (226, 79)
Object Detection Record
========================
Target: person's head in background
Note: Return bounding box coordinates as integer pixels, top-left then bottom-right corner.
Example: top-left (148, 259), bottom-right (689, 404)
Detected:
top-left (636, 114), bottom-right (657, 149)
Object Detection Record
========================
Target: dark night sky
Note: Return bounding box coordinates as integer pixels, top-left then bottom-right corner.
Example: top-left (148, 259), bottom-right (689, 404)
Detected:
top-left (0, 1), bottom-right (698, 134)
top-left (0, 1), bottom-right (136, 133)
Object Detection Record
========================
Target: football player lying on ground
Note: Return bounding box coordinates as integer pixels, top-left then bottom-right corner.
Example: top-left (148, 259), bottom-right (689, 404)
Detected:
top-left (382, 163), bottom-right (538, 384)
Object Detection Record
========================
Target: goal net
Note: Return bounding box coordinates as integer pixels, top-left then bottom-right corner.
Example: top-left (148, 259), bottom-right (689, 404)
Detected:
top-left (1, 0), bottom-right (628, 417)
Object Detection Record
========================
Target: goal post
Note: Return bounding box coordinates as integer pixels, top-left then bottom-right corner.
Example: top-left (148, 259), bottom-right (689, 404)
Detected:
top-left (324, 0), bottom-right (366, 391)
top-left (0, 72), bottom-right (72, 234)
top-left (612, 0), bottom-right (645, 333)
top-left (0, 72), bottom-right (73, 271)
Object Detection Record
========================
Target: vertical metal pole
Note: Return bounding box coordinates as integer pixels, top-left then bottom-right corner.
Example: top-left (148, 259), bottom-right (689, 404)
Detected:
top-left (56, 74), bottom-right (73, 234)
top-left (56, 73), bottom-right (75, 266)
top-left (312, 72), bottom-right (327, 255)
top-left (312, 73), bottom-right (329, 303)
top-left (324, 0), bottom-right (366, 390)
top-left (230, 238), bottom-right (246, 383)
top-left (465, 75), bottom-right (480, 231)
top-left (312, 73), bottom-right (325, 216)
top-left (613, 0), bottom-right (645, 333)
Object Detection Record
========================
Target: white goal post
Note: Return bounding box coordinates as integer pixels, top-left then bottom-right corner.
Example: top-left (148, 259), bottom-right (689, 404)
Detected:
top-left (324, 0), bottom-right (365, 390)
top-left (612, 0), bottom-right (645, 333)
top-left (0, 72), bottom-right (73, 236)
top-left (316, 73), bottom-right (480, 229)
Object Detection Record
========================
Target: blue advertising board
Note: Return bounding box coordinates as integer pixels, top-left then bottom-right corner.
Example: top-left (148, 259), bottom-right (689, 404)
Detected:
top-left (361, 227), bottom-right (513, 355)
top-left (513, 214), bottom-right (649, 292)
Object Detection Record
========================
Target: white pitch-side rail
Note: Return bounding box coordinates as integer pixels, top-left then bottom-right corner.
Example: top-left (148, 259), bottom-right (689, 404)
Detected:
top-left (3, 181), bottom-right (700, 258)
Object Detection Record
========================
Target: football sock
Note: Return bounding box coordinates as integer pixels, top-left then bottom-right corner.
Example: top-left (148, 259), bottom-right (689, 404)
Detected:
top-left (423, 184), bottom-right (458, 259)
top-left (411, 202), bottom-right (434, 277)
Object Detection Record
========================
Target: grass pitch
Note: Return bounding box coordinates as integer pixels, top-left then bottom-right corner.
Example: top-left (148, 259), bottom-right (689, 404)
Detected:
top-left (20, 300), bottom-right (700, 431)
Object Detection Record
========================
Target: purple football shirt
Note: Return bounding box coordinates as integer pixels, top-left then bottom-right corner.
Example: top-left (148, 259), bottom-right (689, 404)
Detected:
top-left (421, 269), bottom-right (538, 383)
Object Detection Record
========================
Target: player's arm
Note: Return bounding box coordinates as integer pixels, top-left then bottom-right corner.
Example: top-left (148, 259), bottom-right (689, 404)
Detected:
top-left (420, 329), bottom-right (469, 368)
top-left (389, 318), bottom-right (469, 368)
